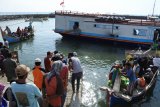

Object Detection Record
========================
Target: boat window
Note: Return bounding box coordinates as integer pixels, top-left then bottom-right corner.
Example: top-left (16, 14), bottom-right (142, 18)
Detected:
top-left (73, 22), bottom-right (79, 30)
top-left (133, 29), bottom-right (147, 36)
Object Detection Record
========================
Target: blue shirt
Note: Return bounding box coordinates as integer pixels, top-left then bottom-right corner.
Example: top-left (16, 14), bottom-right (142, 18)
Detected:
top-left (0, 97), bottom-right (7, 107)
top-left (11, 82), bottom-right (42, 107)
top-left (126, 68), bottom-right (136, 83)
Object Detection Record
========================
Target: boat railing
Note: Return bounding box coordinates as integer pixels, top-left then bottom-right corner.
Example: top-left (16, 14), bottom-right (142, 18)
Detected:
top-left (55, 10), bottom-right (160, 26)
top-left (55, 10), bottom-right (102, 17)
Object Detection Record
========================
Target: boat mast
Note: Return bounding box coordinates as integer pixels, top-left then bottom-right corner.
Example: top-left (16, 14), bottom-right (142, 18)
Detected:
top-left (152, 0), bottom-right (156, 16)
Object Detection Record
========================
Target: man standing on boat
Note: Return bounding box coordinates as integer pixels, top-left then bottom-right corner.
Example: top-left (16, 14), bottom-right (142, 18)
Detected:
top-left (69, 52), bottom-right (83, 93)
top-left (4, 26), bottom-right (11, 36)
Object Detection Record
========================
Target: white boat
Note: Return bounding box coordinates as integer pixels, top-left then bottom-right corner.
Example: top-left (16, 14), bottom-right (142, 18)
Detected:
top-left (54, 11), bottom-right (160, 47)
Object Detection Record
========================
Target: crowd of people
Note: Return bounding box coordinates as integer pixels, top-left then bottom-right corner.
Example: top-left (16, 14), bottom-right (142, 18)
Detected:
top-left (0, 45), bottom-right (83, 107)
top-left (109, 52), bottom-right (159, 95)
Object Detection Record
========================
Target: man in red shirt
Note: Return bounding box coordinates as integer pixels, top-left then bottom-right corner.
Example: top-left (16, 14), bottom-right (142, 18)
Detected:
top-left (44, 51), bottom-right (52, 73)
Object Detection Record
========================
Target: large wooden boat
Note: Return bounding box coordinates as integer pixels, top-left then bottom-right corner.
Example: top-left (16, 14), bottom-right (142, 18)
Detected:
top-left (100, 50), bottom-right (159, 107)
top-left (54, 11), bottom-right (160, 47)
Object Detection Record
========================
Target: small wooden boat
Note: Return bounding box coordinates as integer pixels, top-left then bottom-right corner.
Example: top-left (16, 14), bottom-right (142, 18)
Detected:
top-left (0, 28), bottom-right (34, 44)
top-left (3, 35), bottom-right (20, 43)
top-left (100, 50), bottom-right (159, 107)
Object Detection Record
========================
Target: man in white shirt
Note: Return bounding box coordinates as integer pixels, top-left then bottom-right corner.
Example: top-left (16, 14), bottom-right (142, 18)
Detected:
top-left (69, 52), bottom-right (83, 93)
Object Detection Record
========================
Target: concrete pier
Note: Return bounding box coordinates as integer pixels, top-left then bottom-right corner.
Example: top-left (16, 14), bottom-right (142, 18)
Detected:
top-left (64, 72), bottom-right (82, 107)
top-left (0, 71), bottom-right (82, 107)
top-left (0, 13), bottom-right (55, 21)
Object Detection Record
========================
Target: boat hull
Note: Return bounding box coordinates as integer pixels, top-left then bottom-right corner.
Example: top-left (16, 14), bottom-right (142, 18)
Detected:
top-left (58, 32), bottom-right (152, 48)
top-left (3, 33), bottom-right (34, 44)
top-left (55, 11), bottom-right (160, 48)
top-left (3, 35), bottom-right (20, 43)
top-left (109, 70), bottom-right (158, 107)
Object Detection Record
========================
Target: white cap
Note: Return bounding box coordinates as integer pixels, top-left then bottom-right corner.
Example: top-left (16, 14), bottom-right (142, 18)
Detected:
top-left (35, 58), bottom-right (41, 62)
top-left (73, 52), bottom-right (77, 56)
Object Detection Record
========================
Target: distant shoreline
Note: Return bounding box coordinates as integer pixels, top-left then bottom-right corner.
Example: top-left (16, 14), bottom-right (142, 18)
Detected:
top-left (0, 13), bottom-right (55, 21)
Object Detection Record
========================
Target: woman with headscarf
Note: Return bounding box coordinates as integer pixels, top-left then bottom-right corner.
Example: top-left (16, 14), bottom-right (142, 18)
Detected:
top-left (45, 61), bottom-right (63, 107)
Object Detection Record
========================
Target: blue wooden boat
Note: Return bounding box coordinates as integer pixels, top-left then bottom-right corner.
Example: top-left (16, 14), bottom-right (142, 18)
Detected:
top-left (3, 35), bottom-right (20, 43)
top-left (0, 28), bottom-right (34, 44)
top-left (100, 50), bottom-right (159, 107)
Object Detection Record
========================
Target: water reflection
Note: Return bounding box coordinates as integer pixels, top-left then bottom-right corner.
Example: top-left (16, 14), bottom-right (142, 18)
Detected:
top-left (55, 38), bottom-right (125, 107)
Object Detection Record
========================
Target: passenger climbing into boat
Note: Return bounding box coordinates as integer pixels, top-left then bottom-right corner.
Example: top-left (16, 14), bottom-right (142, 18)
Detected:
top-left (121, 62), bottom-right (136, 95)
top-left (69, 52), bottom-right (83, 93)
top-left (32, 58), bottom-right (45, 90)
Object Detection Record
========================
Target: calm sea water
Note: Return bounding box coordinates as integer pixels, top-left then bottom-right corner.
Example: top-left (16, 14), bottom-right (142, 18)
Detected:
top-left (0, 19), bottom-right (160, 107)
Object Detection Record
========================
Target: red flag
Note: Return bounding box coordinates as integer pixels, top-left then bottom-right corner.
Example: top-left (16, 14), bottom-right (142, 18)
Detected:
top-left (60, 1), bottom-right (64, 6)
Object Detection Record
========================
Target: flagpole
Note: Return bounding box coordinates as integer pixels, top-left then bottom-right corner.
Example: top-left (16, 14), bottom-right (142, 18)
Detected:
top-left (63, 0), bottom-right (64, 13)
top-left (152, 0), bottom-right (156, 16)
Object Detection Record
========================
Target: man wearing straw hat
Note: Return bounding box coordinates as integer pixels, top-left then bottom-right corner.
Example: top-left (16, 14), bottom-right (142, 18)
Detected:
top-left (7, 64), bottom-right (42, 107)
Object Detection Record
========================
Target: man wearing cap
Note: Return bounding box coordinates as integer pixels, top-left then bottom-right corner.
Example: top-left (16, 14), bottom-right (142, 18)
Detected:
top-left (44, 51), bottom-right (52, 73)
top-left (69, 52), bottom-right (83, 93)
top-left (10, 64), bottom-right (42, 107)
top-left (33, 58), bottom-right (45, 90)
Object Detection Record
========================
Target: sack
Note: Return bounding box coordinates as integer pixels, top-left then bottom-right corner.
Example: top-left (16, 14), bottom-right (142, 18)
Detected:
top-left (55, 75), bottom-right (64, 96)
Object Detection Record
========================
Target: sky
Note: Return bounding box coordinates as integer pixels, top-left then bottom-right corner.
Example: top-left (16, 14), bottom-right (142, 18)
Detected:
top-left (0, 0), bottom-right (160, 15)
